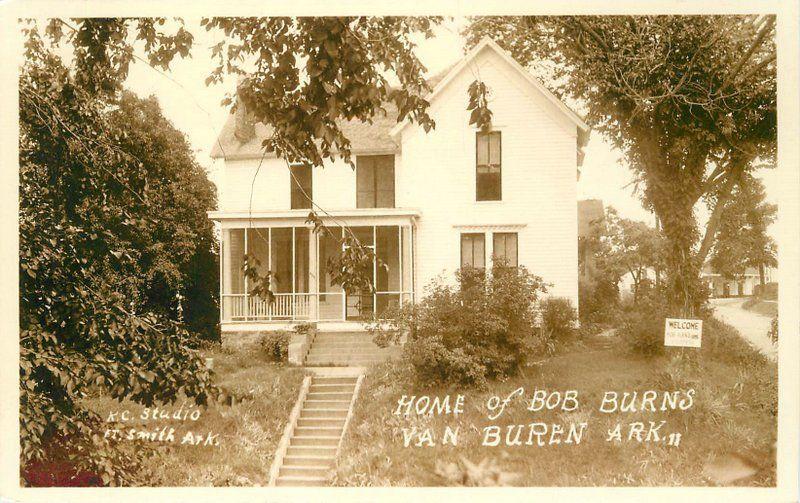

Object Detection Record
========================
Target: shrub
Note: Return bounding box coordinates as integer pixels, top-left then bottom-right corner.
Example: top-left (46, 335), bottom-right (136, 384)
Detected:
top-left (753, 282), bottom-right (778, 300)
top-left (768, 316), bottom-right (778, 344)
top-left (578, 276), bottom-right (619, 325)
top-left (618, 288), bottom-right (670, 356)
top-left (259, 331), bottom-right (291, 362)
top-left (293, 322), bottom-right (315, 337)
top-left (539, 297), bottom-right (577, 342)
top-left (370, 265), bottom-right (548, 387)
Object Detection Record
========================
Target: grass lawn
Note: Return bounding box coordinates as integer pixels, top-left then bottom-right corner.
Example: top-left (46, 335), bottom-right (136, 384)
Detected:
top-left (335, 321), bottom-right (777, 487)
top-left (742, 297), bottom-right (778, 318)
top-left (83, 344), bottom-right (306, 486)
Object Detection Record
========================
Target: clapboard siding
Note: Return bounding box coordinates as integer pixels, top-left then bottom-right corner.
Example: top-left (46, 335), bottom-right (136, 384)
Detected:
top-left (216, 43), bottom-right (579, 309)
top-left (398, 48), bottom-right (578, 307)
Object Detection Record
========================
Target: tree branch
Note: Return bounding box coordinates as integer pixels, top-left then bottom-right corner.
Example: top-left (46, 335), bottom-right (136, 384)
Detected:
top-left (697, 162), bottom-right (746, 263)
top-left (719, 16), bottom-right (775, 92)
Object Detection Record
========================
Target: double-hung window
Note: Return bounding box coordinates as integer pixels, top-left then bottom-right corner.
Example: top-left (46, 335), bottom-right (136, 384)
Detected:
top-left (356, 155), bottom-right (395, 208)
top-left (290, 164), bottom-right (313, 210)
top-left (460, 233), bottom-right (486, 269)
top-left (492, 232), bottom-right (518, 268)
top-left (476, 131), bottom-right (501, 201)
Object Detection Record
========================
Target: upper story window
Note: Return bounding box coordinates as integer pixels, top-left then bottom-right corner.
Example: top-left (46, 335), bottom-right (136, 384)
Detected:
top-left (357, 155), bottom-right (395, 208)
top-left (290, 164), bottom-right (313, 210)
top-left (476, 131), bottom-right (501, 201)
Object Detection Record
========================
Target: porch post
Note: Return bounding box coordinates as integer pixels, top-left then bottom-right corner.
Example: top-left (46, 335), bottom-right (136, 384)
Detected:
top-left (244, 228), bottom-right (249, 321)
top-left (268, 227), bottom-right (272, 322)
top-left (222, 228), bottom-right (231, 322)
top-left (309, 229), bottom-right (318, 321)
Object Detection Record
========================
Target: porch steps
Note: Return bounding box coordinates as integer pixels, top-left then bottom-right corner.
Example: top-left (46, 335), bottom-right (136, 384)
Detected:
top-left (271, 375), bottom-right (363, 487)
top-left (304, 331), bottom-right (400, 367)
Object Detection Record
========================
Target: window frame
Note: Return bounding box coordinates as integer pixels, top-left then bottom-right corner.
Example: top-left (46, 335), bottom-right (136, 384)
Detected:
top-left (356, 155), bottom-right (395, 208)
top-left (289, 163), bottom-right (313, 210)
top-left (460, 232), bottom-right (486, 270)
top-left (492, 232), bottom-right (519, 268)
top-left (475, 131), bottom-right (502, 202)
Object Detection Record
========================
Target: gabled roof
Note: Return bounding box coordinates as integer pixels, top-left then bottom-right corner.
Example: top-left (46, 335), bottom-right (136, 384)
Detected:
top-left (209, 102), bottom-right (400, 160)
top-left (210, 37), bottom-right (589, 160)
top-left (389, 37), bottom-right (590, 140)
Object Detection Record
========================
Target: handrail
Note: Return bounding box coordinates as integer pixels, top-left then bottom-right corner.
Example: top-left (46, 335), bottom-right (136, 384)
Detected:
top-left (267, 375), bottom-right (312, 486)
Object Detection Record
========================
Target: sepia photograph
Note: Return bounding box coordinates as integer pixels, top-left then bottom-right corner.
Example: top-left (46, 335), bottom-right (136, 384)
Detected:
top-left (1, 2), bottom-right (798, 502)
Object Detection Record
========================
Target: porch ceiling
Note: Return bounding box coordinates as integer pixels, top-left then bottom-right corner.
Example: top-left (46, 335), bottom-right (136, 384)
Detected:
top-left (208, 207), bottom-right (420, 228)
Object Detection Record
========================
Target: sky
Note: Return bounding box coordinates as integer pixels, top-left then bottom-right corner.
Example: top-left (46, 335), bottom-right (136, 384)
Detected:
top-left (122, 17), bottom-right (779, 232)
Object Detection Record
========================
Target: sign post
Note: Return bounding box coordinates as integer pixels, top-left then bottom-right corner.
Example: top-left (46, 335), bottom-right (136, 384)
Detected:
top-left (664, 318), bottom-right (703, 348)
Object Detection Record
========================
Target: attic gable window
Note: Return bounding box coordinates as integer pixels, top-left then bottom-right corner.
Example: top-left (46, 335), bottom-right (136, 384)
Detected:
top-left (476, 131), bottom-right (502, 201)
top-left (290, 164), bottom-right (313, 210)
top-left (356, 155), bottom-right (395, 208)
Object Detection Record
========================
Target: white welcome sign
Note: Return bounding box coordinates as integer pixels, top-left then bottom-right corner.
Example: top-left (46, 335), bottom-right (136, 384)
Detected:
top-left (664, 318), bottom-right (703, 348)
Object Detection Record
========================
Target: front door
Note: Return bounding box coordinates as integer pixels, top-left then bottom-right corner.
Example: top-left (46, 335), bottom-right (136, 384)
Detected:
top-left (346, 293), bottom-right (374, 320)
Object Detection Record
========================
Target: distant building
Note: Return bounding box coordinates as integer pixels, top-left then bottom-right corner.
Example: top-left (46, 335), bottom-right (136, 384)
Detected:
top-left (701, 264), bottom-right (775, 297)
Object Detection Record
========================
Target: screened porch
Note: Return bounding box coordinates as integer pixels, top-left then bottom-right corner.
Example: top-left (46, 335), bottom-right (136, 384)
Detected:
top-left (220, 223), bottom-right (414, 323)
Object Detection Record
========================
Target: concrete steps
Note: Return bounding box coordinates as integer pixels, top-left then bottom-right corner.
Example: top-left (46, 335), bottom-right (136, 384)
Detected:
top-left (272, 375), bottom-right (361, 487)
top-left (303, 331), bottom-right (400, 367)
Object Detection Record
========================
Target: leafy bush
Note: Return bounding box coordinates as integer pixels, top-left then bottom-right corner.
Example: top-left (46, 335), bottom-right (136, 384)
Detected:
top-left (753, 282), bottom-right (778, 300)
top-left (370, 265), bottom-right (548, 387)
top-left (293, 322), bottom-right (315, 337)
top-left (618, 289), bottom-right (670, 356)
top-left (539, 297), bottom-right (577, 342)
top-left (578, 276), bottom-right (619, 325)
top-left (259, 331), bottom-right (291, 362)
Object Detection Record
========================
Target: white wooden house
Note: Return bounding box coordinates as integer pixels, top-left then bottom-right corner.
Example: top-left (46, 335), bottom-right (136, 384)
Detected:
top-left (208, 38), bottom-right (589, 334)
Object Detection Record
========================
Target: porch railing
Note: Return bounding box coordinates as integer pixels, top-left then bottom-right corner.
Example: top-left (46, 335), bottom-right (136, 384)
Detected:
top-left (222, 293), bottom-right (313, 322)
top-left (221, 291), bottom-right (414, 323)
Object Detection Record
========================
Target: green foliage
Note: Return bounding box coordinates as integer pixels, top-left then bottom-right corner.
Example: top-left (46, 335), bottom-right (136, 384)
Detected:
top-left (599, 207), bottom-right (667, 302)
top-left (259, 332), bottom-right (291, 362)
top-left (28, 17), bottom-right (442, 169)
top-left (753, 282), bottom-right (778, 300)
top-left (19, 33), bottom-right (218, 485)
top-left (618, 288), bottom-right (671, 356)
top-left (467, 80), bottom-right (493, 131)
top-left (768, 317), bottom-right (778, 345)
top-left (578, 276), bottom-right (619, 325)
top-left (466, 16), bottom-right (776, 313)
top-left (710, 175), bottom-right (777, 280)
top-left (370, 266), bottom-right (548, 387)
top-left (539, 297), bottom-right (577, 342)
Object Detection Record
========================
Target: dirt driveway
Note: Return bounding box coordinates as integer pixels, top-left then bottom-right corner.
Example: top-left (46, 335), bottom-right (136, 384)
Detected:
top-left (710, 297), bottom-right (777, 360)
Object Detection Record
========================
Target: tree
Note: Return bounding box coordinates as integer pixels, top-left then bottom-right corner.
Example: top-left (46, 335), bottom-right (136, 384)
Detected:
top-left (465, 16), bottom-right (777, 315)
top-left (19, 31), bottom-right (219, 485)
top-left (709, 175), bottom-right (777, 286)
top-left (599, 208), bottom-right (667, 304)
top-left (20, 16), bottom-right (452, 484)
top-left (108, 92), bottom-right (220, 340)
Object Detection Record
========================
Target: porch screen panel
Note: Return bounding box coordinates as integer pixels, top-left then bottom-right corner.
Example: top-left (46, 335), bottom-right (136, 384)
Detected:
top-left (246, 228), bottom-right (270, 294)
top-left (376, 226), bottom-right (400, 292)
top-left (227, 229), bottom-right (245, 294)
top-left (294, 228), bottom-right (310, 293)
top-left (401, 226), bottom-right (413, 294)
top-left (318, 230), bottom-right (341, 295)
top-left (271, 228), bottom-right (293, 293)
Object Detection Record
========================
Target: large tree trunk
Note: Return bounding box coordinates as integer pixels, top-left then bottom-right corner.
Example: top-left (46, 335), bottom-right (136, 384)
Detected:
top-left (759, 263), bottom-right (766, 288)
